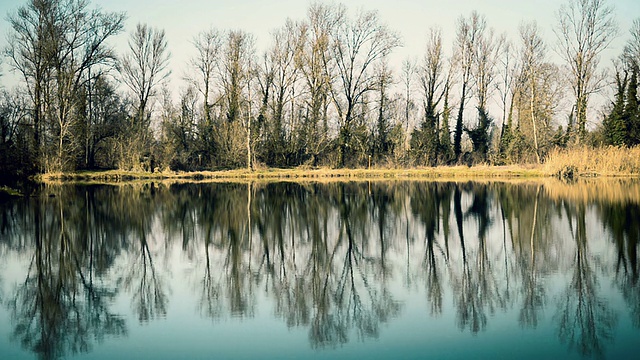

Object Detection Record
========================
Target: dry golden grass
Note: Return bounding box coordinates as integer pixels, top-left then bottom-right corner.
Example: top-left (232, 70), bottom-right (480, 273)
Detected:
top-left (544, 146), bottom-right (640, 177)
top-left (36, 147), bottom-right (640, 184)
top-left (37, 165), bottom-right (547, 184)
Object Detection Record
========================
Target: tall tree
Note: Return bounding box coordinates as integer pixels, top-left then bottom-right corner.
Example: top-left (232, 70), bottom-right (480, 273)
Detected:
top-left (120, 23), bottom-right (170, 132)
top-left (555, 0), bottom-right (618, 143)
top-left (296, 2), bottom-right (338, 166)
top-left (602, 65), bottom-right (628, 146)
top-left (374, 58), bottom-right (394, 161)
top-left (329, 7), bottom-right (401, 167)
top-left (401, 58), bottom-right (417, 150)
top-left (453, 11), bottom-right (485, 160)
top-left (6, 0), bottom-right (125, 172)
top-left (519, 22), bottom-right (546, 163)
top-left (496, 40), bottom-right (518, 163)
top-left (118, 23), bottom-right (170, 170)
top-left (412, 28), bottom-right (446, 166)
top-left (217, 30), bottom-right (255, 168)
top-left (623, 67), bottom-right (639, 146)
top-left (190, 28), bottom-right (222, 131)
top-left (467, 25), bottom-right (502, 162)
top-left (262, 20), bottom-right (301, 166)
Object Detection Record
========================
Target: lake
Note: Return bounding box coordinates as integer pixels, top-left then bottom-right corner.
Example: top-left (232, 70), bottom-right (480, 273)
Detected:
top-left (0, 179), bottom-right (639, 359)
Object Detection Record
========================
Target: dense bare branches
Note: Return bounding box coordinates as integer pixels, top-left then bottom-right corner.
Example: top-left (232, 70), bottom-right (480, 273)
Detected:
top-left (190, 28), bottom-right (222, 125)
top-left (120, 23), bottom-right (170, 129)
top-left (453, 11), bottom-right (485, 159)
top-left (555, 0), bottom-right (618, 142)
top-left (2, 0), bottom-right (638, 177)
top-left (329, 6), bottom-right (401, 166)
top-left (5, 0), bottom-right (125, 172)
top-left (624, 19), bottom-right (640, 69)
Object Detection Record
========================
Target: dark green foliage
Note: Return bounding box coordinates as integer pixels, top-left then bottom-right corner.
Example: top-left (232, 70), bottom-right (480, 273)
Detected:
top-left (465, 107), bottom-right (493, 162)
top-left (497, 121), bottom-right (512, 165)
top-left (411, 107), bottom-right (439, 166)
top-left (602, 71), bottom-right (628, 146)
top-left (624, 68), bottom-right (640, 146)
top-left (439, 116), bottom-right (454, 165)
top-left (603, 66), bottom-right (640, 147)
top-left (374, 107), bottom-right (393, 161)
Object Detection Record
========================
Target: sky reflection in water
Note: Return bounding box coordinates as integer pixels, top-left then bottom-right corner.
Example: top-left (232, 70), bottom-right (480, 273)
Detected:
top-left (0, 180), bottom-right (638, 359)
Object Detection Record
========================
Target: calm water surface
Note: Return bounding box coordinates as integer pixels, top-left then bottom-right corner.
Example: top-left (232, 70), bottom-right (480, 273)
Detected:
top-left (0, 180), bottom-right (639, 359)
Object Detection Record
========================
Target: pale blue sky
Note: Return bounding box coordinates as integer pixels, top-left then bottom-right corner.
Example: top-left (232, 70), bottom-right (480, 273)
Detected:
top-left (1, 0), bottom-right (639, 94)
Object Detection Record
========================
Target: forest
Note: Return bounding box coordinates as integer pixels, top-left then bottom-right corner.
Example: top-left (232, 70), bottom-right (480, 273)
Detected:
top-left (0, 0), bottom-right (639, 182)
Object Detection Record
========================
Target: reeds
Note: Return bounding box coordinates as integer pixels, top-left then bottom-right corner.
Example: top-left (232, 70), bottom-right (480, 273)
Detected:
top-left (34, 146), bottom-right (640, 184)
top-left (544, 146), bottom-right (640, 177)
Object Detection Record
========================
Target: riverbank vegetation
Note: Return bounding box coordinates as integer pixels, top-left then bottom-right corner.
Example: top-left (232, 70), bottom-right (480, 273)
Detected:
top-left (1, 0), bottom-right (639, 185)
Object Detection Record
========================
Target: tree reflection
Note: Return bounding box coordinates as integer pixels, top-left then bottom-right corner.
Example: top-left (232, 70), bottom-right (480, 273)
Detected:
top-left (555, 203), bottom-right (617, 358)
top-left (450, 184), bottom-right (506, 334)
top-left (410, 182), bottom-right (451, 316)
top-left (8, 193), bottom-right (126, 360)
top-left (601, 200), bottom-right (640, 328)
top-left (2, 179), bottom-right (640, 357)
top-left (112, 184), bottom-right (169, 323)
top-left (517, 186), bottom-right (545, 328)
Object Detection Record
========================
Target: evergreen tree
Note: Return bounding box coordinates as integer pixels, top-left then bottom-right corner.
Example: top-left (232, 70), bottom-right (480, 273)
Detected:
top-left (465, 107), bottom-right (492, 162)
top-left (438, 91), bottom-right (454, 164)
top-left (410, 105), bottom-right (439, 166)
top-left (603, 70), bottom-right (628, 146)
top-left (624, 67), bottom-right (640, 146)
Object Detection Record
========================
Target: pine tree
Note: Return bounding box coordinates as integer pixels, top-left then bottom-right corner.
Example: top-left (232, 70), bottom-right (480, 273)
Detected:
top-left (439, 91), bottom-right (454, 164)
top-left (624, 67), bottom-right (639, 146)
top-left (603, 70), bottom-right (628, 146)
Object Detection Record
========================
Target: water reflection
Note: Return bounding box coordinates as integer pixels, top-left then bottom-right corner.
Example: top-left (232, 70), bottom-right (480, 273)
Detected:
top-left (0, 179), bottom-right (639, 358)
top-left (3, 188), bottom-right (127, 360)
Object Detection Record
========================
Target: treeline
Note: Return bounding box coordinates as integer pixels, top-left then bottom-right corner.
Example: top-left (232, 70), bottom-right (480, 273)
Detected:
top-left (0, 0), bottom-right (639, 180)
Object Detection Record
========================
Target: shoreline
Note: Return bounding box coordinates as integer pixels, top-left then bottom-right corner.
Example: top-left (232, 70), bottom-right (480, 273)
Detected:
top-left (33, 164), bottom-right (640, 184)
top-left (36, 165), bottom-right (547, 183)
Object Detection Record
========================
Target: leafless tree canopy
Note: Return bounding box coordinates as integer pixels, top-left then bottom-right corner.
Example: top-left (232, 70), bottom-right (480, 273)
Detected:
top-left (555, 0), bottom-right (618, 141)
top-left (1, 0), bottom-right (638, 176)
top-left (120, 23), bottom-right (171, 128)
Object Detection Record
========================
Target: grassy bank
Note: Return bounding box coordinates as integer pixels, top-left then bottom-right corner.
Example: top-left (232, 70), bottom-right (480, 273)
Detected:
top-left (35, 146), bottom-right (640, 184)
top-left (38, 164), bottom-right (546, 183)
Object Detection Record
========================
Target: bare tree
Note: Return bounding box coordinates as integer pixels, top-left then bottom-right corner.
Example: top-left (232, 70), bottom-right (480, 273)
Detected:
top-left (329, 7), bottom-right (401, 166)
top-left (401, 58), bottom-right (417, 137)
top-left (496, 40), bottom-right (517, 141)
top-left (555, 0), bottom-right (618, 142)
top-left (117, 23), bottom-right (170, 171)
top-left (519, 22), bottom-right (546, 163)
top-left (624, 19), bottom-right (640, 69)
top-left (412, 27), bottom-right (446, 166)
top-left (189, 28), bottom-right (222, 127)
top-left (6, 0), bottom-right (125, 172)
top-left (120, 23), bottom-right (171, 131)
top-left (261, 19), bottom-right (302, 166)
top-left (296, 2), bottom-right (339, 166)
top-left (453, 11), bottom-right (485, 160)
top-left (422, 28), bottom-right (446, 124)
top-left (216, 30), bottom-right (255, 168)
top-left (473, 30), bottom-right (503, 113)
top-left (373, 57), bottom-right (394, 161)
